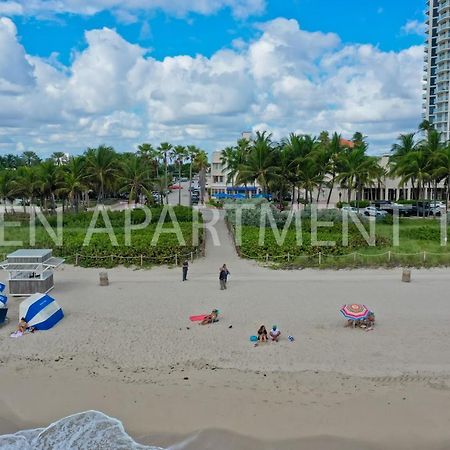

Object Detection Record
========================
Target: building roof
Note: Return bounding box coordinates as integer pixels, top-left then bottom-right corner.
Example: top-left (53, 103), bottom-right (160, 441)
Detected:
top-left (340, 138), bottom-right (355, 148)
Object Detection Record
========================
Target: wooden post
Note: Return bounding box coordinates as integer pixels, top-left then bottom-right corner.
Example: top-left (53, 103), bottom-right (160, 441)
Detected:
top-left (175, 254), bottom-right (178, 266)
top-left (265, 253), bottom-right (269, 262)
top-left (99, 272), bottom-right (109, 286)
top-left (75, 254), bottom-right (79, 266)
top-left (140, 255), bottom-right (143, 266)
top-left (287, 252), bottom-right (290, 262)
top-left (402, 269), bottom-right (411, 283)
top-left (318, 252), bottom-right (322, 265)
top-left (423, 251), bottom-right (426, 262)
top-left (388, 251), bottom-right (391, 262)
top-left (191, 251), bottom-right (194, 262)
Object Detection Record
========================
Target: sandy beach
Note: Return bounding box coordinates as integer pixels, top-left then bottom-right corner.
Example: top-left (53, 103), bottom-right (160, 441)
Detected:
top-left (1, 212), bottom-right (450, 449)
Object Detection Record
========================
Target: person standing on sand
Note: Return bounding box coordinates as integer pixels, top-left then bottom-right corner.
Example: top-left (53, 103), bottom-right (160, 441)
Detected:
top-left (182, 260), bottom-right (189, 281)
top-left (219, 264), bottom-right (230, 290)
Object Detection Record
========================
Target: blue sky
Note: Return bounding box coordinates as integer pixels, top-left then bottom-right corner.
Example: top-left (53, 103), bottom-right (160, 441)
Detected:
top-left (15, 0), bottom-right (425, 63)
top-left (0, 0), bottom-right (427, 155)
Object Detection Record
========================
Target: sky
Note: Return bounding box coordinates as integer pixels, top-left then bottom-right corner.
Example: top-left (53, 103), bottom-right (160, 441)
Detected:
top-left (0, 0), bottom-right (428, 156)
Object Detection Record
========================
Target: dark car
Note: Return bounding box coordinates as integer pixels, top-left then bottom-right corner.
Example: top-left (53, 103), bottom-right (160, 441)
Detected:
top-left (410, 201), bottom-right (440, 217)
top-left (372, 201), bottom-right (412, 217)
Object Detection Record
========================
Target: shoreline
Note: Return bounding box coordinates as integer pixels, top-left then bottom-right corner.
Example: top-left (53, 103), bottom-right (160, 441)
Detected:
top-left (1, 365), bottom-right (450, 449)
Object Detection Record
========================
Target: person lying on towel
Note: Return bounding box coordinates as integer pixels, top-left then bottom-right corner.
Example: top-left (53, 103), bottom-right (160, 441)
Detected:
top-left (200, 309), bottom-right (219, 325)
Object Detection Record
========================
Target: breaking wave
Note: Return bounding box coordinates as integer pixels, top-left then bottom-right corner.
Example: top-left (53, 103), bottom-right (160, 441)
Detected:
top-left (0, 410), bottom-right (162, 450)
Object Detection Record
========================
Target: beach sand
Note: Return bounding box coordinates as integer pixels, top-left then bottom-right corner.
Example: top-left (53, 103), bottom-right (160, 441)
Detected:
top-left (1, 213), bottom-right (450, 448)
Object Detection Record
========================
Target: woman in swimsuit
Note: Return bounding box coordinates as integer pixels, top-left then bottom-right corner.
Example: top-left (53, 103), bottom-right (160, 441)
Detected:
top-left (257, 325), bottom-right (268, 342)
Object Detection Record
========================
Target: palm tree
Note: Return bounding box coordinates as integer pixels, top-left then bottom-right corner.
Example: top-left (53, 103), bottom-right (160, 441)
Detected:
top-left (171, 145), bottom-right (187, 205)
top-left (389, 133), bottom-right (420, 202)
top-left (396, 150), bottom-right (431, 216)
top-left (325, 133), bottom-right (344, 207)
top-left (420, 128), bottom-right (442, 204)
top-left (336, 146), bottom-right (379, 205)
top-left (38, 160), bottom-right (60, 213)
top-left (193, 150), bottom-right (209, 204)
top-left (119, 155), bottom-right (152, 205)
top-left (291, 134), bottom-right (318, 205)
top-left (220, 146), bottom-right (238, 187)
top-left (52, 152), bottom-right (68, 166)
top-left (85, 145), bottom-right (117, 203)
top-left (10, 166), bottom-right (40, 212)
top-left (186, 145), bottom-right (200, 205)
top-left (237, 136), bottom-right (280, 194)
top-left (137, 143), bottom-right (158, 177)
top-left (59, 157), bottom-right (88, 213)
top-left (297, 155), bottom-right (323, 204)
top-left (0, 170), bottom-right (14, 213)
top-left (432, 143), bottom-right (450, 212)
top-left (22, 151), bottom-right (41, 167)
top-left (157, 142), bottom-right (172, 204)
top-left (281, 133), bottom-right (307, 205)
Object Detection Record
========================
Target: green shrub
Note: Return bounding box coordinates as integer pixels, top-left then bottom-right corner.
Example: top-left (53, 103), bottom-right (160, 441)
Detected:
top-left (402, 226), bottom-right (442, 241)
top-left (0, 207), bottom-right (203, 268)
top-left (207, 199), bottom-right (224, 208)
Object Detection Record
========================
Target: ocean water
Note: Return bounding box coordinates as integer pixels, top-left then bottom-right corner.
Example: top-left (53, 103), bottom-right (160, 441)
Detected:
top-left (0, 411), bottom-right (162, 450)
top-left (1, 410), bottom-right (442, 450)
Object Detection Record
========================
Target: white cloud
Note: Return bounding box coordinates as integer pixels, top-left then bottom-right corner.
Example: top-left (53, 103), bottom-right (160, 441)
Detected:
top-left (0, 2), bottom-right (23, 15)
top-left (401, 19), bottom-right (427, 36)
top-left (0, 17), bottom-right (423, 156)
top-left (0, 18), bottom-right (35, 93)
top-left (0, 0), bottom-right (266, 19)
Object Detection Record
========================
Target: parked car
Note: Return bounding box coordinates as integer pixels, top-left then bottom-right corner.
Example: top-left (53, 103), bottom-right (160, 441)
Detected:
top-left (429, 201), bottom-right (446, 216)
top-left (169, 184), bottom-right (183, 190)
top-left (191, 194), bottom-right (200, 204)
top-left (410, 201), bottom-right (442, 217)
top-left (341, 206), bottom-right (359, 213)
top-left (372, 201), bottom-right (412, 216)
top-left (364, 206), bottom-right (388, 217)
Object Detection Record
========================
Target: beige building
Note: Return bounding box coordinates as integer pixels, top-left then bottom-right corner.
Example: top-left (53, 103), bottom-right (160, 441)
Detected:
top-left (208, 150), bottom-right (261, 197)
top-left (315, 155), bottom-right (447, 206)
top-left (208, 150), bottom-right (447, 206)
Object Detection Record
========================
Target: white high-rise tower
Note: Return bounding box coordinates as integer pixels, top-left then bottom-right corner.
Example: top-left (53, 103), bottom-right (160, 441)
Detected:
top-left (425, 0), bottom-right (450, 140)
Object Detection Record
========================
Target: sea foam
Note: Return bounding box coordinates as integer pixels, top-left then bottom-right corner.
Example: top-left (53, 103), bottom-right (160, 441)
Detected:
top-left (0, 411), bottom-right (163, 450)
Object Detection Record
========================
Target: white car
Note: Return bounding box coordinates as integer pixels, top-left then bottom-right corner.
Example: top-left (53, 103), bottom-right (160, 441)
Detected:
top-left (341, 206), bottom-right (359, 213)
top-left (364, 206), bottom-right (387, 217)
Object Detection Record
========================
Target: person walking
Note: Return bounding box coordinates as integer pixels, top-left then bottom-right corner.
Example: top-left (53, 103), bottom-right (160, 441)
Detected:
top-left (219, 264), bottom-right (230, 290)
top-left (182, 260), bottom-right (189, 281)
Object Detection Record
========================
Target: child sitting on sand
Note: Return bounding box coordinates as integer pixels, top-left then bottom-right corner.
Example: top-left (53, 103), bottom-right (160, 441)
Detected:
top-left (18, 317), bottom-right (28, 333)
top-left (200, 309), bottom-right (219, 325)
top-left (269, 325), bottom-right (281, 342)
top-left (257, 325), bottom-right (268, 342)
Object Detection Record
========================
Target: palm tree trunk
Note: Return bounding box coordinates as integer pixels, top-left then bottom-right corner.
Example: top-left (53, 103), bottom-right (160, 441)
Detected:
top-left (164, 154), bottom-right (168, 205)
top-left (178, 161), bottom-right (182, 206)
top-left (189, 161), bottom-right (193, 206)
top-left (199, 168), bottom-right (206, 204)
top-left (326, 176), bottom-right (335, 208)
top-left (447, 175), bottom-right (450, 214)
